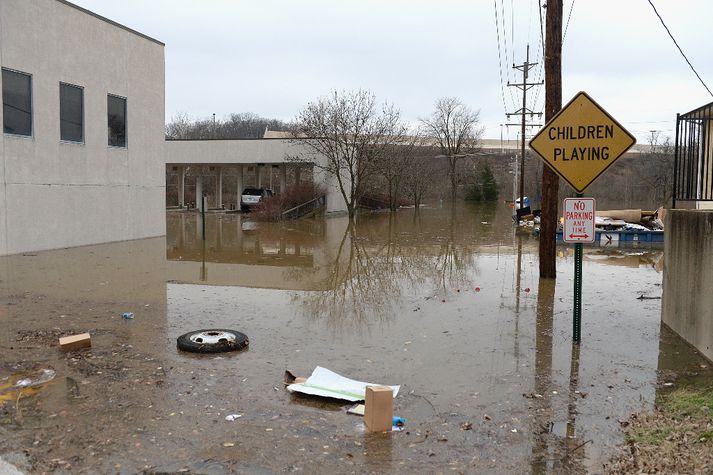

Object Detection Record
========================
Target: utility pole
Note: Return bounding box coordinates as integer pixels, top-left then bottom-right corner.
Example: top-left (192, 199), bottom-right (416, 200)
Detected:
top-left (539, 0), bottom-right (562, 279)
top-left (507, 44), bottom-right (543, 212)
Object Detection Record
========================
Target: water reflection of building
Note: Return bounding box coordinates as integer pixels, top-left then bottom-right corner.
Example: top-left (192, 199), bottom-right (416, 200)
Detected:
top-left (164, 213), bottom-right (349, 291)
top-left (164, 204), bottom-right (528, 326)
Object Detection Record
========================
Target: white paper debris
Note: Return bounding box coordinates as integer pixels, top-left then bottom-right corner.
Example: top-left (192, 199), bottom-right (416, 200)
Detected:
top-left (286, 366), bottom-right (400, 402)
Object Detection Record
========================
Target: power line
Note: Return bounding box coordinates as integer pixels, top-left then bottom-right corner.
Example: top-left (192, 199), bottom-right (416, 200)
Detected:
top-left (494, 0), bottom-right (510, 115)
top-left (537, 0), bottom-right (545, 54)
top-left (647, 0), bottom-right (713, 98)
top-left (500, 0), bottom-right (517, 107)
top-left (532, 0), bottom-right (546, 113)
top-left (563, 0), bottom-right (575, 42)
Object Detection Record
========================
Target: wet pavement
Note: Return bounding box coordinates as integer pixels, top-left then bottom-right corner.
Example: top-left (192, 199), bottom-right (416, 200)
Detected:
top-left (0, 203), bottom-right (710, 474)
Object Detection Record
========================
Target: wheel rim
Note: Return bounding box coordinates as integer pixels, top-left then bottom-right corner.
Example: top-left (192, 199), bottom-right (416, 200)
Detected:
top-left (188, 330), bottom-right (237, 345)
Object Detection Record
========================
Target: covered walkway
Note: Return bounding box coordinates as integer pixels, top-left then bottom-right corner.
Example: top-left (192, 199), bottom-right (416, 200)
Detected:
top-left (165, 138), bottom-right (347, 214)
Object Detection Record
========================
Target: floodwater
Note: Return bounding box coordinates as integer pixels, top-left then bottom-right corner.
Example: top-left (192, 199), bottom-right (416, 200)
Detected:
top-left (0, 204), bottom-right (710, 474)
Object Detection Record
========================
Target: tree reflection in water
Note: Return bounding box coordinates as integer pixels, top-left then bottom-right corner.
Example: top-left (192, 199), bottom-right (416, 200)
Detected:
top-left (293, 204), bottom-right (510, 332)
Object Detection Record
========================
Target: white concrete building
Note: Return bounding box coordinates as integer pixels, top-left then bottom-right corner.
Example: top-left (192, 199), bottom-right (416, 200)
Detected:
top-left (0, 0), bottom-right (166, 256)
top-left (166, 139), bottom-right (348, 215)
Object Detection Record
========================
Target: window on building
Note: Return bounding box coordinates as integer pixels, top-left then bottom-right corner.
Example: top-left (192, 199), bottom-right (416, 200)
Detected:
top-left (60, 83), bottom-right (83, 143)
top-left (107, 94), bottom-right (126, 147)
top-left (2, 68), bottom-right (32, 137)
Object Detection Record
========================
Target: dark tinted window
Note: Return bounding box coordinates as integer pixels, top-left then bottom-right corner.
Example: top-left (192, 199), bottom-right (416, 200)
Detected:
top-left (243, 188), bottom-right (263, 195)
top-left (60, 83), bottom-right (83, 142)
top-left (2, 68), bottom-right (32, 136)
top-left (107, 94), bottom-right (126, 147)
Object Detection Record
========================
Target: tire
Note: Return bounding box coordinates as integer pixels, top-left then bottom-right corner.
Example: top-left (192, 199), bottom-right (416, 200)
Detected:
top-left (176, 329), bottom-right (249, 353)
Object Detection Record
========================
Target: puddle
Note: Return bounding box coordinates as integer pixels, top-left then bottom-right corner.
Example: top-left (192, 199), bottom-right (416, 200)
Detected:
top-left (0, 369), bottom-right (56, 404)
top-left (0, 203), bottom-right (709, 473)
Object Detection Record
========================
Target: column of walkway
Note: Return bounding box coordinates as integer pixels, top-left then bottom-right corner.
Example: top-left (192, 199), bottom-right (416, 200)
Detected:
top-left (182, 163), bottom-right (300, 211)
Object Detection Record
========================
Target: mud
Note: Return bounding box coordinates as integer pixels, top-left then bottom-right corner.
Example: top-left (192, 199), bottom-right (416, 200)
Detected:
top-left (0, 203), bottom-right (710, 474)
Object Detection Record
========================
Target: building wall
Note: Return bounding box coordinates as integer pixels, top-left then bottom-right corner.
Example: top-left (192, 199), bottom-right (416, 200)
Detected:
top-left (0, 0), bottom-right (165, 255)
top-left (166, 139), bottom-right (348, 214)
top-left (662, 209), bottom-right (713, 362)
top-left (696, 121), bottom-right (713, 210)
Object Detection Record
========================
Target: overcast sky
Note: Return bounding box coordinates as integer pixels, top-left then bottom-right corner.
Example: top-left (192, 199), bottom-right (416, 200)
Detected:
top-left (73, 0), bottom-right (713, 143)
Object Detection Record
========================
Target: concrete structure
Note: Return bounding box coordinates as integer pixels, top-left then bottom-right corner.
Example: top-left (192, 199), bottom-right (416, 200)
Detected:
top-left (662, 209), bottom-right (713, 362)
top-left (0, 0), bottom-right (165, 256)
top-left (165, 139), bottom-right (348, 215)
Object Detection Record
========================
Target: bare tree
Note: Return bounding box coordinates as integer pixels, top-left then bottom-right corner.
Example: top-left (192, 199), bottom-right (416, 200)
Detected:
top-left (420, 97), bottom-right (483, 201)
top-left (290, 89), bottom-right (408, 219)
top-left (643, 131), bottom-right (675, 206)
top-left (165, 112), bottom-right (193, 139)
top-left (377, 130), bottom-right (422, 211)
top-left (165, 112), bottom-right (289, 139)
top-left (402, 153), bottom-right (437, 210)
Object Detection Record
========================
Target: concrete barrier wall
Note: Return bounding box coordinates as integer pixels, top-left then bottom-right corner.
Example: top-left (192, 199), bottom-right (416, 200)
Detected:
top-left (662, 209), bottom-right (713, 361)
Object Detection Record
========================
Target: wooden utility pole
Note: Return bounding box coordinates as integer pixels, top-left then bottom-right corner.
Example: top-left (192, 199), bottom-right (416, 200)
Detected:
top-left (539, 0), bottom-right (562, 279)
top-left (507, 44), bottom-right (542, 210)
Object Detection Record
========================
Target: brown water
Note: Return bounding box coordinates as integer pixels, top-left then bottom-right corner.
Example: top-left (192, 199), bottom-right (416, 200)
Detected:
top-left (0, 203), bottom-right (709, 474)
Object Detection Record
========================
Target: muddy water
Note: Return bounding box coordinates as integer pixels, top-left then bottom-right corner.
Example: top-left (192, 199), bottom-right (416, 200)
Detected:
top-left (0, 204), bottom-right (710, 474)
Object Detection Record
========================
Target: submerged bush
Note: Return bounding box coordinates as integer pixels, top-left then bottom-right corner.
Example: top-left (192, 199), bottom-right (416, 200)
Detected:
top-left (251, 183), bottom-right (326, 221)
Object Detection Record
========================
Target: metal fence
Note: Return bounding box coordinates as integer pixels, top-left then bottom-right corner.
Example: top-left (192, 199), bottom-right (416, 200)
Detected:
top-left (281, 195), bottom-right (326, 220)
top-left (674, 101), bottom-right (713, 207)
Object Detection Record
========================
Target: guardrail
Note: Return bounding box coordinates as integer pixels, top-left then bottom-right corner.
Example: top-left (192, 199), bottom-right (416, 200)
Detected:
top-left (281, 195), bottom-right (326, 220)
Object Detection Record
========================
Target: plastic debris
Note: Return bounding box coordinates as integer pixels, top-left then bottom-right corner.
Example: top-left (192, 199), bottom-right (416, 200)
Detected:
top-left (225, 414), bottom-right (242, 421)
top-left (392, 416), bottom-right (406, 427)
top-left (14, 369), bottom-right (56, 389)
top-left (121, 312), bottom-right (135, 319)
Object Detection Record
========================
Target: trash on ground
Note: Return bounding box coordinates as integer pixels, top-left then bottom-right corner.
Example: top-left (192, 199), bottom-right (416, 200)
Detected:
top-left (347, 404), bottom-right (365, 416)
top-left (283, 370), bottom-right (307, 386)
top-left (176, 329), bottom-right (248, 354)
top-left (637, 294), bottom-right (661, 300)
top-left (59, 333), bottom-right (91, 351)
top-left (14, 369), bottom-right (56, 389)
top-left (392, 416), bottom-right (406, 427)
top-left (285, 366), bottom-right (400, 402)
top-left (364, 386), bottom-right (393, 432)
top-left (225, 414), bottom-right (242, 421)
top-left (121, 312), bottom-right (134, 319)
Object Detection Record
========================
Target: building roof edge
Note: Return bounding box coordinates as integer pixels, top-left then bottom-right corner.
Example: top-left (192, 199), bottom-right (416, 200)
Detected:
top-left (55, 0), bottom-right (165, 46)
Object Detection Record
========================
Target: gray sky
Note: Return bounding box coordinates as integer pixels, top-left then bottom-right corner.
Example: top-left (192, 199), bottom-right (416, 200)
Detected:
top-left (73, 0), bottom-right (713, 143)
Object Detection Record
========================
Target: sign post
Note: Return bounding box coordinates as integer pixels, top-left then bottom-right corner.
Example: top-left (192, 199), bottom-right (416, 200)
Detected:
top-left (563, 197), bottom-right (595, 341)
top-left (529, 92), bottom-right (636, 342)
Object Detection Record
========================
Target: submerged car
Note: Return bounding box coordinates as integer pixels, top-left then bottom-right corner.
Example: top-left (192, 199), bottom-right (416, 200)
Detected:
top-left (240, 187), bottom-right (274, 211)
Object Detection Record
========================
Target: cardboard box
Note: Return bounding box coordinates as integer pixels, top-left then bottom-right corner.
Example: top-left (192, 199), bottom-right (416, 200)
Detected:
top-left (59, 333), bottom-right (91, 351)
top-left (364, 386), bottom-right (393, 432)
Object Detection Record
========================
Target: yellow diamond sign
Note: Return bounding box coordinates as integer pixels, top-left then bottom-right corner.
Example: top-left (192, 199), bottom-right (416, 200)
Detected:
top-left (529, 91), bottom-right (636, 193)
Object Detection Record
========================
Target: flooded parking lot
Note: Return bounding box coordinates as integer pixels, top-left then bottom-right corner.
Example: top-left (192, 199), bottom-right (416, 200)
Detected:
top-left (1, 204), bottom-right (710, 474)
